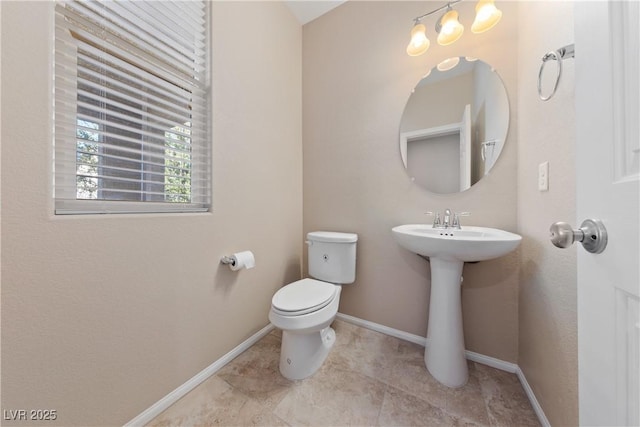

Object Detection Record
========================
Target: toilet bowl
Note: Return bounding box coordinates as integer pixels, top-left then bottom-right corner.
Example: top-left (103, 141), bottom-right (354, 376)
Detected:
top-left (269, 279), bottom-right (341, 380)
top-left (269, 231), bottom-right (357, 380)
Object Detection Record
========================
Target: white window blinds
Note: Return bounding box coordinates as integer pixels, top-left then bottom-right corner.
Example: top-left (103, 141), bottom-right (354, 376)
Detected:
top-left (54, 0), bottom-right (210, 214)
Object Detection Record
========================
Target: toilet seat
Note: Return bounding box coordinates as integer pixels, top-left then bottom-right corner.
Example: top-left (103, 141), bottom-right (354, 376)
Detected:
top-left (271, 278), bottom-right (338, 316)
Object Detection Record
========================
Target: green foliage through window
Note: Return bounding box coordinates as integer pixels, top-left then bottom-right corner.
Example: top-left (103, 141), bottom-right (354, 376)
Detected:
top-left (164, 124), bottom-right (192, 203)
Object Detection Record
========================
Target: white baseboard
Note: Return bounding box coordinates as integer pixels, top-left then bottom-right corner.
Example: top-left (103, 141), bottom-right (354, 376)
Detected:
top-left (126, 313), bottom-right (549, 427)
top-left (516, 367), bottom-right (552, 427)
top-left (336, 312), bottom-right (427, 346)
top-left (465, 349), bottom-right (518, 373)
top-left (124, 323), bottom-right (275, 427)
top-left (336, 312), bottom-right (518, 373)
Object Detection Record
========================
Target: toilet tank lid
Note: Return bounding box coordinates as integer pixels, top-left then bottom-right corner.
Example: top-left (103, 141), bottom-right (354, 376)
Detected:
top-left (307, 231), bottom-right (358, 243)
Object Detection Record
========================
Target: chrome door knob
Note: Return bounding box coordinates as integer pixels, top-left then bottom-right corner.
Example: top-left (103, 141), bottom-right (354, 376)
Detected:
top-left (549, 222), bottom-right (579, 248)
top-left (549, 219), bottom-right (607, 254)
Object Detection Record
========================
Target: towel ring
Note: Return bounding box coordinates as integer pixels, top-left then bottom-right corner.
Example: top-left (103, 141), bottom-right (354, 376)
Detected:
top-left (538, 44), bottom-right (575, 101)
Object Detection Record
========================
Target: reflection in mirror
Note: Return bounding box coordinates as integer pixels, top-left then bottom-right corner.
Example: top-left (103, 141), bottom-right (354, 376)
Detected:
top-left (399, 57), bottom-right (509, 194)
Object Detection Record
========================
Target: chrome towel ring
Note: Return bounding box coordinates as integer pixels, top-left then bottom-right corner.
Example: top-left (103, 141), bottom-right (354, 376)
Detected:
top-left (538, 44), bottom-right (575, 101)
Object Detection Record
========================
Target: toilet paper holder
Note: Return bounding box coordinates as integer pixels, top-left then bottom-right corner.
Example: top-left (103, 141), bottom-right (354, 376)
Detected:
top-left (220, 251), bottom-right (256, 271)
top-left (220, 255), bottom-right (236, 266)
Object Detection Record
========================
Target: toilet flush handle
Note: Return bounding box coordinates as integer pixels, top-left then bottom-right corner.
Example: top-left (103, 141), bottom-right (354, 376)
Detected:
top-left (305, 240), bottom-right (313, 246)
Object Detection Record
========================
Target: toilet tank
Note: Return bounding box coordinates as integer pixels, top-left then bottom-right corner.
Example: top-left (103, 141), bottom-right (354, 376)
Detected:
top-left (307, 231), bottom-right (358, 284)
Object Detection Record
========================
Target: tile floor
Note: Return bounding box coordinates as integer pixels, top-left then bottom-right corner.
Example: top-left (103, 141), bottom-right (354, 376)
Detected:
top-left (148, 320), bottom-right (540, 426)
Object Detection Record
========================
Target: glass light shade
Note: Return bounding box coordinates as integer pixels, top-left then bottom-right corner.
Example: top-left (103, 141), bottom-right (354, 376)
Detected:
top-left (437, 10), bottom-right (464, 46)
top-left (406, 23), bottom-right (430, 56)
top-left (437, 56), bottom-right (460, 72)
top-left (471, 0), bottom-right (502, 34)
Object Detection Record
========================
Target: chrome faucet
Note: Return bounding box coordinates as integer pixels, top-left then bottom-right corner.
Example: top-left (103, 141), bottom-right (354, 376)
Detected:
top-left (427, 209), bottom-right (469, 229)
top-left (443, 208), bottom-right (452, 228)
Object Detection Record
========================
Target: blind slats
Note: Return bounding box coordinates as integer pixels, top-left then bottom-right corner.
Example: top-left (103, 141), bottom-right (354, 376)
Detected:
top-left (123, 2), bottom-right (206, 52)
top-left (75, 93), bottom-right (194, 139)
top-left (66, 1), bottom-right (204, 76)
top-left (55, 40), bottom-right (207, 108)
top-left (56, 123), bottom-right (209, 166)
top-left (54, 71), bottom-right (207, 125)
top-left (72, 155), bottom-right (196, 179)
top-left (69, 154), bottom-right (206, 180)
top-left (73, 172), bottom-right (194, 191)
top-left (64, 22), bottom-right (199, 90)
top-left (74, 121), bottom-right (194, 155)
top-left (69, 133), bottom-right (205, 164)
top-left (54, 0), bottom-right (210, 214)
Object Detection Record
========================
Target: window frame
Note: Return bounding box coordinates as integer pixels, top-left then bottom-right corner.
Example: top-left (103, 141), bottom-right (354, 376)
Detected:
top-left (53, 0), bottom-right (212, 215)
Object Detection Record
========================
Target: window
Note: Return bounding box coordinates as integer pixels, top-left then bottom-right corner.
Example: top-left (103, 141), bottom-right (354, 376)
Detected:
top-left (54, 0), bottom-right (210, 214)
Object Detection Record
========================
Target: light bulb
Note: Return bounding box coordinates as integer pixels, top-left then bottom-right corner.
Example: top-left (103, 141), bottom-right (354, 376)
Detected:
top-left (437, 9), bottom-right (464, 46)
top-left (472, 0), bottom-right (502, 34)
top-left (406, 23), bottom-right (430, 57)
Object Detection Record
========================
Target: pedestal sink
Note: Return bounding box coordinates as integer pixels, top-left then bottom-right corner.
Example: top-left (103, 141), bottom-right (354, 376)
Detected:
top-left (391, 224), bottom-right (521, 387)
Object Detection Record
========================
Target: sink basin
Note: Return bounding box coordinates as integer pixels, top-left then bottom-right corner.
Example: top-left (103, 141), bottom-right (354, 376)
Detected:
top-left (392, 224), bottom-right (521, 262)
top-left (391, 223), bottom-right (521, 388)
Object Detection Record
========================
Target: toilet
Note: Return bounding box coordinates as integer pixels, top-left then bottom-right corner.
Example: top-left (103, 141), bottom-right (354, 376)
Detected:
top-left (269, 231), bottom-right (358, 380)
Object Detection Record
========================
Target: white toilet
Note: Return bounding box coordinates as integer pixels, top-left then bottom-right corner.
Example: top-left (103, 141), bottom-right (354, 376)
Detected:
top-left (269, 231), bottom-right (358, 380)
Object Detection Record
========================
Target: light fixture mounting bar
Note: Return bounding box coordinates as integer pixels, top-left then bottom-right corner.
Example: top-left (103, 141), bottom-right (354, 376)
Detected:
top-left (413, 0), bottom-right (462, 23)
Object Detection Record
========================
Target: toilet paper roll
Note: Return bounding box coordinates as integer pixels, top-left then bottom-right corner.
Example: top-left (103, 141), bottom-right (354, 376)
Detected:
top-left (228, 251), bottom-right (256, 271)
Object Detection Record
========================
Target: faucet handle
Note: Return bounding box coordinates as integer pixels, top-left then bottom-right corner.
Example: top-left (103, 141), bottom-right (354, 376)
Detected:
top-left (424, 211), bottom-right (442, 228)
top-left (451, 212), bottom-right (470, 229)
top-left (433, 212), bottom-right (442, 227)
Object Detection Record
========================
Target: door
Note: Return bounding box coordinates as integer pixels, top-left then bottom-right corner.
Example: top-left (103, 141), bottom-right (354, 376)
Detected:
top-left (575, 2), bottom-right (639, 425)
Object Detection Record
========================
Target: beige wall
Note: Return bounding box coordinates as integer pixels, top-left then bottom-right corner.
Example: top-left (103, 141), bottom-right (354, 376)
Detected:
top-left (303, 1), bottom-right (520, 362)
top-left (516, 2), bottom-right (578, 426)
top-left (0, 2), bottom-right (302, 425)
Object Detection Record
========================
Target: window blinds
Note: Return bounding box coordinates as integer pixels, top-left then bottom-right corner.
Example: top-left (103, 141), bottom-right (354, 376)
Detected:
top-left (54, 0), bottom-right (210, 214)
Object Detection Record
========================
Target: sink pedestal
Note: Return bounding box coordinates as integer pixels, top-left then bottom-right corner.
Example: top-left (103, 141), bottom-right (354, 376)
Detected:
top-left (425, 258), bottom-right (468, 387)
top-left (391, 223), bottom-right (522, 388)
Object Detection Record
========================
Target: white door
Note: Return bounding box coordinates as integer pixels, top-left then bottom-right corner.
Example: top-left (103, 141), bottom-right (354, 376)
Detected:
top-left (575, 1), bottom-right (640, 425)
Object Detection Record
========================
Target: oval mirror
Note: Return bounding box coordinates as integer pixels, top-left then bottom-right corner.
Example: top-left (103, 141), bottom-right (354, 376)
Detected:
top-left (399, 57), bottom-right (509, 194)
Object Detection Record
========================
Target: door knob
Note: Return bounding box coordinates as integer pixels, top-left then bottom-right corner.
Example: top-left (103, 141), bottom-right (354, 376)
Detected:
top-left (549, 219), bottom-right (607, 254)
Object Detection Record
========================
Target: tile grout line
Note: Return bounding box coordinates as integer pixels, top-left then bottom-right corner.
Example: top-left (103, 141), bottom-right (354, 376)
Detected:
top-left (374, 382), bottom-right (390, 427)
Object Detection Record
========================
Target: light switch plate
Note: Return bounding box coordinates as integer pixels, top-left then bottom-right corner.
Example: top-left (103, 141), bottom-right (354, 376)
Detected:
top-left (538, 161), bottom-right (549, 191)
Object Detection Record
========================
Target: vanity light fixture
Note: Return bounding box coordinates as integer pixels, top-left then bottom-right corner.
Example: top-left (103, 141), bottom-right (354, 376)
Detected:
top-left (406, 0), bottom-right (503, 57)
